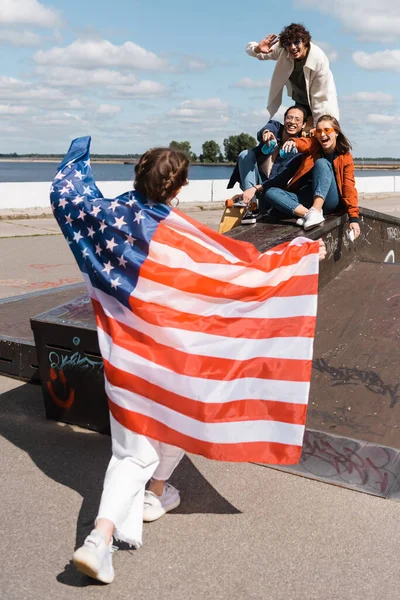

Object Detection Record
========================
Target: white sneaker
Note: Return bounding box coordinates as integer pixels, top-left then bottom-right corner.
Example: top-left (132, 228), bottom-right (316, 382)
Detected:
top-left (303, 207), bottom-right (325, 230)
top-left (73, 530), bottom-right (115, 584)
top-left (143, 483), bottom-right (181, 522)
top-left (295, 217), bottom-right (305, 226)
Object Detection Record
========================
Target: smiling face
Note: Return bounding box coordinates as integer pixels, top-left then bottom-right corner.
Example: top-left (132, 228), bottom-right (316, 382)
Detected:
top-left (315, 120), bottom-right (338, 153)
top-left (283, 108), bottom-right (305, 137)
top-left (284, 39), bottom-right (308, 60)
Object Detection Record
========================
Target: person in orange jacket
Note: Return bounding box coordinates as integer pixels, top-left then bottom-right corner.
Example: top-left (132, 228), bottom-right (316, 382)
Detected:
top-left (257, 115), bottom-right (360, 237)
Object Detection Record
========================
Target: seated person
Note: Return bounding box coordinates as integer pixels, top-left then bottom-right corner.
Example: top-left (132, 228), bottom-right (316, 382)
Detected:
top-left (264, 115), bottom-right (361, 239)
top-left (227, 105), bottom-right (307, 223)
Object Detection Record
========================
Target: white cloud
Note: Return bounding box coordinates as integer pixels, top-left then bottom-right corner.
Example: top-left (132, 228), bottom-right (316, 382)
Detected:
top-left (111, 80), bottom-right (166, 97)
top-left (345, 91), bottom-right (395, 104)
top-left (36, 65), bottom-right (138, 87)
top-left (0, 0), bottom-right (61, 27)
top-left (166, 98), bottom-right (229, 125)
top-left (353, 50), bottom-right (400, 72)
top-left (34, 39), bottom-right (169, 71)
top-left (183, 58), bottom-right (208, 72)
top-left (297, 0), bottom-right (400, 40)
top-left (367, 114), bottom-right (400, 125)
top-left (0, 104), bottom-right (31, 114)
top-left (0, 76), bottom-right (67, 103)
top-left (0, 28), bottom-right (41, 46)
top-left (233, 78), bottom-right (270, 89)
top-left (97, 104), bottom-right (121, 114)
top-left (35, 65), bottom-right (168, 97)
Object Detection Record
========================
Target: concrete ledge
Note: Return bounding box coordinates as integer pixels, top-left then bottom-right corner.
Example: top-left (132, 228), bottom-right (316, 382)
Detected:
top-left (2, 175), bottom-right (400, 211)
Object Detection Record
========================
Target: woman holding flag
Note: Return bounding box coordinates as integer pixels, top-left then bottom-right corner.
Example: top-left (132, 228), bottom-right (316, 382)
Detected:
top-left (72, 148), bottom-right (191, 584)
top-left (51, 137), bottom-right (326, 584)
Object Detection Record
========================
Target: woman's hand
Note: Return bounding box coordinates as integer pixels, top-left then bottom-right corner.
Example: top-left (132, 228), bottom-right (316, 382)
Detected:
top-left (281, 139), bottom-right (297, 153)
top-left (242, 187), bottom-right (257, 204)
top-left (318, 239), bottom-right (327, 262)
top-left (261, 130), bottom-right (277, 145)
top-left (350, 222), bottom-right (361, 240)
top-left (256, 34), bottom-right (279, 54)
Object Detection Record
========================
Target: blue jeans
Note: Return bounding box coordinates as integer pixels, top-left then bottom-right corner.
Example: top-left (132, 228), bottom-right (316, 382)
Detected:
top-left (265, 158), bottom-right (340, 216)
top-left (237, 149), bottom-right (262, 191)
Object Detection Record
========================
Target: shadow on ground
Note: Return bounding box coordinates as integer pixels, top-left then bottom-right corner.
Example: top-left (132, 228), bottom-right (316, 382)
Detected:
top-left (0, 381), bottom-right (240, 586)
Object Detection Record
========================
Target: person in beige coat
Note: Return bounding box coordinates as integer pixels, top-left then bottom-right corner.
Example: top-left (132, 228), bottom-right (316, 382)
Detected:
top-left (246, 23), bottom-right (339, 128)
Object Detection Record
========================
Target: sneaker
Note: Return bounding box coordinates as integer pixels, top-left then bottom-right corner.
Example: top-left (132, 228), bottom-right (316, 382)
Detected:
top-left (73, 529), bottom-right (115, 584)
top-left (143, 483), bottom-right (181, 522)
top-left (303, 207), bottom-right (325, 230)
top-left (241, 209), bottom-right (258, 225)
top-left (295, 217), bottom-right (305, 226)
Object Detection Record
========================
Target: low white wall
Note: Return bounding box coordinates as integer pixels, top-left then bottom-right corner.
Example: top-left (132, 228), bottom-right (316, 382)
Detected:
top-left (0, 176), bottom-right (398, 210)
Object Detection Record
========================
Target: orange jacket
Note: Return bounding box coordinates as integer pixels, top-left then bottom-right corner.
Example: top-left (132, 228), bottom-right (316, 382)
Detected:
top-left (288, 137), bottom-right (359, 221)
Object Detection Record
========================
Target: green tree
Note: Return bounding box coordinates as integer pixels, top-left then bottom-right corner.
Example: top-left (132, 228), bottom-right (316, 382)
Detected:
top-left (223, 133), bottom-right (257, 162)
top-left (169, 141), bottom-right (197, 162)
top-left (201, 140), bottom-right (221, 163)
top-left (169, 140), bottom-right (191, 155)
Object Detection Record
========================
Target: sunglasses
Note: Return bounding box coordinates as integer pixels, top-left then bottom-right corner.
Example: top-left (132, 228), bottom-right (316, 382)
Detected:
top-left (283, 39), bottom-right (302, 48)
top-left (315, 127), bottom-right (335, 137)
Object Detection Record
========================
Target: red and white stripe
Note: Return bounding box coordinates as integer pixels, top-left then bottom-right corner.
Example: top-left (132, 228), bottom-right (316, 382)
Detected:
top-left (87, 209), bottom-right (320, 464)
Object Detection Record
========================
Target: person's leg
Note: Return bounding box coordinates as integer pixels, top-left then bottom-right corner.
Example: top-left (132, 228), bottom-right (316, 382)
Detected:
top-left (144, 442), bottom-right (185, 522)
top-left (73, 416), bottom-right (161, 583)
top-left (237, 149), bottom-right (262, 191)
top-left (312, 158), bottom-right (340, 213)
top-left (303, 158), bottom-right (340, 230)
top-left (265, 187), bottom-right (309, 218)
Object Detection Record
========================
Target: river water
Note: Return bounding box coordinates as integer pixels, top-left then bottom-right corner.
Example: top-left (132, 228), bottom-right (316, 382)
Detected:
top-left (0, 161), bottom-right (398, 182)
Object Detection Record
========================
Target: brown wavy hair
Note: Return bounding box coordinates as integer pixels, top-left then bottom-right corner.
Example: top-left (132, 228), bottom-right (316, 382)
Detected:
top-left (316, 115), bottom-right (352, 155)
top-left (279, 23), bottom-right (311, 48)
top-left (134, 148), bottom-right (189, 204)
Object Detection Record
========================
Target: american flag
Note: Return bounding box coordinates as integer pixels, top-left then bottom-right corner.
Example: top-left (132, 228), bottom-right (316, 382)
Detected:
top-left (51, 136), bottom-right (320, 465)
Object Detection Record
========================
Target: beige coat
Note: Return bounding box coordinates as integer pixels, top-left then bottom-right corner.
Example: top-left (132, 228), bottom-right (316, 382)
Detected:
top-left (246, 41), bottom-right (339, 125)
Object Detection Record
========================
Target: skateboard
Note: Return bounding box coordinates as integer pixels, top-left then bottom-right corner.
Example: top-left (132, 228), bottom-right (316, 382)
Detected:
top-left (218, 196), bottom-right (258, 234)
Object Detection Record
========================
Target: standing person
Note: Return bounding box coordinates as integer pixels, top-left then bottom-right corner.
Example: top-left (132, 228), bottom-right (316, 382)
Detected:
top-left (70, 149), bottom-right (191, 584)
top-left (51, 137), bottom-right (326, 585)
top-left (246, 23), bottom-right (339, 129)
top-left (228, 105), bottom-right (307, 222)
top-left (265, 115), bottom-right (361, 237)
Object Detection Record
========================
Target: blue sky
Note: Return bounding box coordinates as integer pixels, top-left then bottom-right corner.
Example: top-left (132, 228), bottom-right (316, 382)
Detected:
top-left (0, 0), bottom-right (399, 156)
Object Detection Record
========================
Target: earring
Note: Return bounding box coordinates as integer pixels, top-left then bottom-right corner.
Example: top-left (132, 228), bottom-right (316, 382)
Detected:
top-left (169, 197), bottom-right (179, 208)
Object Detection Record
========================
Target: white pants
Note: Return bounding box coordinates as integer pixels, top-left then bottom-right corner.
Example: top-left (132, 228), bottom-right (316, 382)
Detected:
top-left (97, 414), bottom-right (184, 546)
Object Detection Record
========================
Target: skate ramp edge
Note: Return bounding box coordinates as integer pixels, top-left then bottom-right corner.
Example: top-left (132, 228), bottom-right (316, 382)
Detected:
top-left (3, 207), bottom-right (400, 499)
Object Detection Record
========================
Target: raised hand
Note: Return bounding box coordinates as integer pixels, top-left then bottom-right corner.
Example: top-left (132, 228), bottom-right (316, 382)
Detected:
top-left (256, 34), bottom-right (279, 54)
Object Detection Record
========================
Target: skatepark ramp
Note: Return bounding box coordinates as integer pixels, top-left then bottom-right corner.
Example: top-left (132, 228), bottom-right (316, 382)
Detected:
top-left (1, 206), bottom-right (400, 499)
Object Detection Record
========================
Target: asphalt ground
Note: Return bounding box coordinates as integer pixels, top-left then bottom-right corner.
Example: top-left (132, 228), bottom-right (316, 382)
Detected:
top-left (1, 193), bottom-right (400, 599)
top-left (0, 193), bottom-right (399, 299)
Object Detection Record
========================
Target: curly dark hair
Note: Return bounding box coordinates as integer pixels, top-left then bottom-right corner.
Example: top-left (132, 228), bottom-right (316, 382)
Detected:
top-left (134, 148), bottom-right (189, 204)
top-left (279, 23), bottom-right (311, 49)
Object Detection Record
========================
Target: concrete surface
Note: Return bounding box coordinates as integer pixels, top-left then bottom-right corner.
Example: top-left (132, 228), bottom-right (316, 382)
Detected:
top-left (1, 193), bottom-right (400, 599)
top-left (1, 375), bottom-right (400, 600)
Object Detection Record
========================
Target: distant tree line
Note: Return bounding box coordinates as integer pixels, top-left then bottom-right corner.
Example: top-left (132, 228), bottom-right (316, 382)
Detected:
top-left (2, 148), bottom-right (399, 163)
top-left (169, 134), bottom-right (257, 163)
